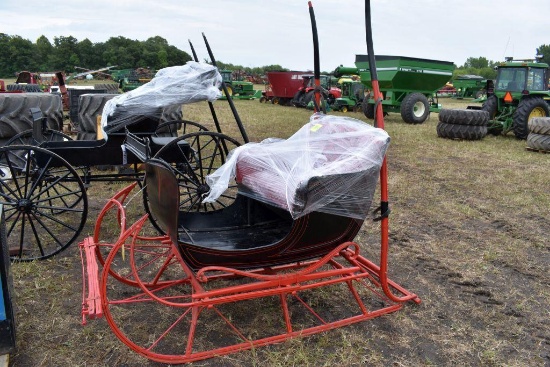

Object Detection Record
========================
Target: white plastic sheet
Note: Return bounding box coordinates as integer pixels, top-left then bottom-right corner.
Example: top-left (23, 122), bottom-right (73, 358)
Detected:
top-left (100, 61), bottom-right (222, 137)
top-left (204, 114), bottom-right (390, 219)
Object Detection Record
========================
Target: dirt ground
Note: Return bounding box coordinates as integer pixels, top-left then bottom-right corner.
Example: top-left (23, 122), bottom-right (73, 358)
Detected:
top-left (5, 98), bottom-right (550, 366)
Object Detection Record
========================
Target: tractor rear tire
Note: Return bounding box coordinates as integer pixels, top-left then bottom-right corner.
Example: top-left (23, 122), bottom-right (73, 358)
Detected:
top-left (481, 95), bottom-right (498, 119)
top-left (436, 122), bottom-right (487, 140)
top-left (0, 93), bottom-right (63, 139)
top-left (401, 92), bottom-right (430, 124)
top-left (528, 117), bottom-right (550, 135)
top-left (78, 94), bottom-right (118, 133)
top-left (526, 132), bottom-right (550, 151)
top-left (362, 98), bottom-right (375, 119)
top-left (292, 90), bottom-right (305, 107)
top-left (513, 96), bottom-right (549, 140)
top-left (439, 109), bottom-right (489, 126)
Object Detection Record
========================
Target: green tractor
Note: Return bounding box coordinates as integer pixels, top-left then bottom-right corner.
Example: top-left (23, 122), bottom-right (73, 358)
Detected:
top-left (219, 70), bottom-right (260, 100)
top-left (471, 57), bottom-right (550, 139)
top-left (331, 79), bottom-right (365, 112)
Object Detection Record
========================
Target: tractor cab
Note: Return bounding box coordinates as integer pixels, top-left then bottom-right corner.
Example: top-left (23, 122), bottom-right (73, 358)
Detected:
top-left (493, 59), bottom-right (548, 98)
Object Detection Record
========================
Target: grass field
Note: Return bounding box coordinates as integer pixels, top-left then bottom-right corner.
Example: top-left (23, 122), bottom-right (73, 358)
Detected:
top-left (7, 96), bottom-right (550, 366)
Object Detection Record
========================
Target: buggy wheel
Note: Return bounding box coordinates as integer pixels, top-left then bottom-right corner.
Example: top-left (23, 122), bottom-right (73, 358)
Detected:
top-left (5, 129), bottom-right (73, 146)
top-left (0, 146), bottom-right (87, 261)
top-left (100, 220), bottom-right (193, 364)
top-left (146, 132), bottom-right (241, 232)
top-left (154, 120), bottom-right (209, 138)
top-left (341, 105), bottom-right (349, 113)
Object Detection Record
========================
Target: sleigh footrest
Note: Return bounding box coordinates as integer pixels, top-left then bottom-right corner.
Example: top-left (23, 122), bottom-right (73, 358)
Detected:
top-left (80, 237), bottom-right (103, 324)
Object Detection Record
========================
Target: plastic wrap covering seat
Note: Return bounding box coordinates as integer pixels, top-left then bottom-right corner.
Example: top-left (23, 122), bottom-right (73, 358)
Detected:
top-left (99, 62), bottom-right (222, 138)
top-left (204, 114), bottom-right (390, 219)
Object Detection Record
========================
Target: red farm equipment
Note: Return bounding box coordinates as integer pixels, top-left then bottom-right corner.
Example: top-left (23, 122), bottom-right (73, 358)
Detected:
top-left (293, 74), bottom-right (342, 109)
top-left (261, 71), bottom-right (309, 105)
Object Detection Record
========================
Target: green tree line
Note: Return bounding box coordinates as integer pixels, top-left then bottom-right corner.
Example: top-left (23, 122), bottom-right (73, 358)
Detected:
top-left (0, 33), bottom-right (194, 78)
top-left (453, 44), bottom-right (550, 80)
top-left (0, 33), bottom-right (288, 80)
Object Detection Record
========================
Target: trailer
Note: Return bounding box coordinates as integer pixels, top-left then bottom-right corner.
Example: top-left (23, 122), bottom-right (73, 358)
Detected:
top-left (334, 55), bottom-right (455, 123)
top-left (261, 71), bottom-right (308, 105)
top-left (451, 75), bottom-right (487, 99)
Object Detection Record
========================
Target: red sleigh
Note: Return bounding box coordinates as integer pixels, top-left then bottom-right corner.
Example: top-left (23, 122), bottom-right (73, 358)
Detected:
top-left (80, 116), bottom-right (419, 364)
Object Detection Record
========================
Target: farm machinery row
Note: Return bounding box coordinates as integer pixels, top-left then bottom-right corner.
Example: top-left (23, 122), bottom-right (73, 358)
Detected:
top-left (260, 71), bottom-right (365, 111)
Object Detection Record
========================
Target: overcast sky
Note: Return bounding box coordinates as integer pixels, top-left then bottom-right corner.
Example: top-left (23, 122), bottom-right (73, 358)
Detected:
top-left (1, 0), bottom-right (549, 72)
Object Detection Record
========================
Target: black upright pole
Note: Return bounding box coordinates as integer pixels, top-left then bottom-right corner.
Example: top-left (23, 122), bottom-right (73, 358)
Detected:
top-left (202, 33), bottom-right (250, 143)
top-left (188, 39), bottom-right (224, 136)
top-left (308, 1), bottom-right (322, 113)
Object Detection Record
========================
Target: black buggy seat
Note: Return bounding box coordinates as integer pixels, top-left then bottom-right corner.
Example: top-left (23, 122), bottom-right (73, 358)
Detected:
top-left (144, 158), bottom-right (180, 246)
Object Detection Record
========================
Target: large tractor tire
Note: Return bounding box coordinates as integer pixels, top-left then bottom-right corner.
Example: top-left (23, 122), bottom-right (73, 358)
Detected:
top-left (0, 93), bottom-right (63, 140)
top-left (94, 83), bottom-right (120, 94)
top-left (526, 133), bottom-right (550, 151)
top-left (362, 98), bottom-right (375, 119)
top-left (7, 84), bottom-right (42, 93)
top-left (292, 90), bottom-right (305, 107)
top-left (439, 109), bottom-right (489, 126)
top-left (400, 93), bottom-right (430, 124)
top-left (528, 117), bottom-right (550, 135)
top-left (436, 122), bottom-right (487, 140)
top-left (79, 94), bottom-right (183, 137)
top-left (481, 95), bottom-right (498, 119)
top-left (513, 96), bottom-right (549, 140)
top-left (78, 94), bottom-right (119, 133)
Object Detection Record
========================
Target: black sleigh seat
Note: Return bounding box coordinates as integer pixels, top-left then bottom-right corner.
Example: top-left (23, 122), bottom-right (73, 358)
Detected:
top-left (145, 116), bottom-right (390, 270)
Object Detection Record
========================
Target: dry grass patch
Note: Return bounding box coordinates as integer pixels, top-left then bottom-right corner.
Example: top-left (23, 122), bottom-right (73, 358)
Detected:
top-left (7, 97), bottom-right (550, 366)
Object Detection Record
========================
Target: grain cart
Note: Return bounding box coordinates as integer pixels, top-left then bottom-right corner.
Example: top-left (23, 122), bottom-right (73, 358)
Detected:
top-left (451, 75), bottom-right (487, 99)
top-left (334, 55), bottom-right (455, 123)
top-left (468, 57), bottom-right (550, 139)
top-left (219, 70), bottom-right (260, 100)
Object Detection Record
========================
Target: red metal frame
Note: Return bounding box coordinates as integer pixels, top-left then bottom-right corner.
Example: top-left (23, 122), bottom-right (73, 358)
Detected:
top-left (80, 183), bottom-right (419, 364)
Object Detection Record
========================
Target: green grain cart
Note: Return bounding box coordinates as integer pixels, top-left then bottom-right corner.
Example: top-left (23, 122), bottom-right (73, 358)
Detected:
top-left (334, 55), bottom-right (455, 123)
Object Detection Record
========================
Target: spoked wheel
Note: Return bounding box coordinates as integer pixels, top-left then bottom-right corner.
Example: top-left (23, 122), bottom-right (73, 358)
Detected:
top-left (0, 145), bottom-right (88, 261)
top-left (153, 120), bottom-right (209, 138)
top-left (145, 132), bottom-right (241, 232)
top-left (5, 129), bottom-right (73, 146)
top-left (101, 218), bottom-right (195, 364)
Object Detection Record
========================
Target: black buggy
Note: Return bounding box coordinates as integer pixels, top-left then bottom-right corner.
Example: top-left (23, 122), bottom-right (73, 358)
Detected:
top-left (0, 61), bottom-right (244, 261)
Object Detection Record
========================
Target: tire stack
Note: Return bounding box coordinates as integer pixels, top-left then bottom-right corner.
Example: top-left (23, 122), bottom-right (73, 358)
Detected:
top-left (77, 94), bottom-right (119, 140)
top-left (94, 83), bottom-right (120, 94)
top-left (77, 94), bottom-right (183, 140)
top-left (0, 93), bottom-right (63, 145)
top-left (526, 117), bottom-right (550, 152)
top-left (436, 109), bottom-right (489, 140)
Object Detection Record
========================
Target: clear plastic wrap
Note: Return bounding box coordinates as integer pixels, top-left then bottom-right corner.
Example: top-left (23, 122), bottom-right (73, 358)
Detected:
top-left (100, 61), bottom-right (222, 137)
top-left (204, 114), bottom-right (390, 219)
